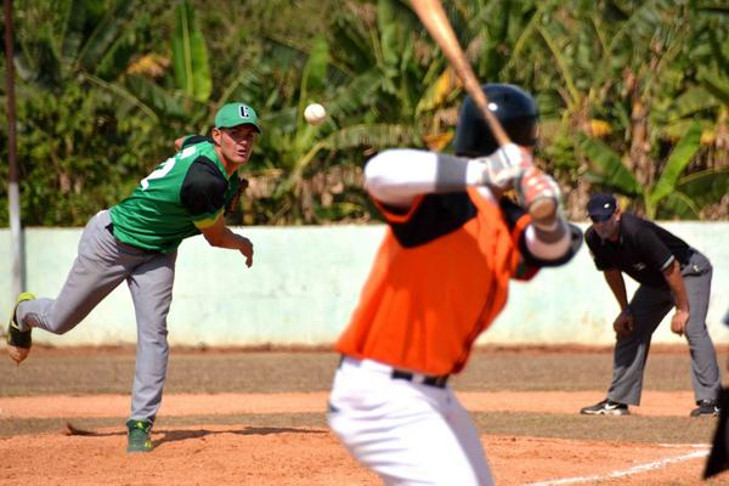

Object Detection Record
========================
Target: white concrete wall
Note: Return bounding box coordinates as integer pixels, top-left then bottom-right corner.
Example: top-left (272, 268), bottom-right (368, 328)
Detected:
top-left (1, 222), bottom-right (727, 347)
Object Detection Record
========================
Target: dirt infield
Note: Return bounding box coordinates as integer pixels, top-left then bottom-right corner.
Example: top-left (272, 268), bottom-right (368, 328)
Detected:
top-left (0, 422), bottom-right (715, 485)
top-left (0, 390), bottom-right (712, 419)
top-left (1, 346), bottom-right (728, 485)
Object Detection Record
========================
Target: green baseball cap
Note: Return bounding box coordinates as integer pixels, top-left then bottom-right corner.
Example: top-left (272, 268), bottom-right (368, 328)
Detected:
top-left (214, 102), bottom-right (261, 133)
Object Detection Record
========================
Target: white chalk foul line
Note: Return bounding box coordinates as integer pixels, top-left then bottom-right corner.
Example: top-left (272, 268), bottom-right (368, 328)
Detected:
top-left (527, 448), bottom-right (709, 486)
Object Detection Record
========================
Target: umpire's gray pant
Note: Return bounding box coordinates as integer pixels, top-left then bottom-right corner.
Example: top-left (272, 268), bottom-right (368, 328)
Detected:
top-left (16, 210), bottom-right (176, 423)
top-left (607, 251), bottom-right (721, 406)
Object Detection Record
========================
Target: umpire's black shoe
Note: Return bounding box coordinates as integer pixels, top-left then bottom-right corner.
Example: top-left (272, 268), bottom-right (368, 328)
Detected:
top-left (580, 398), bottom-right (629, 416)
top-left (690, 399), bottom-right (719, 417)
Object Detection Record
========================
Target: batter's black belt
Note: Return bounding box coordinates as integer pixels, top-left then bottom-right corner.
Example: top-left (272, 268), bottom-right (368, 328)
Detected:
top-left (338, 355), bottom-right (450, 389)
top-left (391, 369), bottom-right (450, 388)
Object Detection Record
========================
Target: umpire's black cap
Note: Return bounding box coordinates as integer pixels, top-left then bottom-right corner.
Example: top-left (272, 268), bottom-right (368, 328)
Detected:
top-left (587, 194), bottom-right (617, 222)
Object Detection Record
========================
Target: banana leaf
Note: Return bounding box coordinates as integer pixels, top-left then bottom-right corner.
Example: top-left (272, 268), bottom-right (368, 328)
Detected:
top-left (302, 35), bottom-right (329, 94)
top-left (171, 0), bottom-right (211, 103)
top-left (577, 133), bottom-right (641, 195)
top-left (60, 0), bottom-right (87, 69)
top-left (378, 0), bottom-right (400, 70)
top-left (648, 122), bottom-right (701, 207)
top-left (676, 168), bottom-right (729, 209)
top-left (665, 87), bottom-right (720, 122)
top-left (698, 69), bottom-right (729, 105)
top-left (321, 124), bottom-right (419, 151)
top-left (124, 74), bottom-right (186, 120)
top-left (656, 192), bottom-right (701, 220)
top-left (78, 0), bottom-right (136, 73)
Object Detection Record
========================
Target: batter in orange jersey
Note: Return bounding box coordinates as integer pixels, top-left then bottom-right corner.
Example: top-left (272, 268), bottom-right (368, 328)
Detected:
top-left (328, 84), bottom-right (582, 486)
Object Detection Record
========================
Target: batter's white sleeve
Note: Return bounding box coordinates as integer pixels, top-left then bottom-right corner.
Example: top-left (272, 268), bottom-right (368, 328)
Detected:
top-left (364, 149), bottom-right (496, 207)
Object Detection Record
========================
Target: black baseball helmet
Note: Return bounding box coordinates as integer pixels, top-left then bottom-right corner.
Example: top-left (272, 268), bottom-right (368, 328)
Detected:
top-left (453, 83), bottom-right (538, 157)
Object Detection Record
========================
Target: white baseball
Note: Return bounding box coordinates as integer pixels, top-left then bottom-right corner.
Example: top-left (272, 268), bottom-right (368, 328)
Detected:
top-left (304, 103), bottom-right (327, 125)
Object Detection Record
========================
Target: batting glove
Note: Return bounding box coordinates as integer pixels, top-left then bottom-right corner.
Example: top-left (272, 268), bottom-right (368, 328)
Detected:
top-left (472, 143), bottom-right (533, 190)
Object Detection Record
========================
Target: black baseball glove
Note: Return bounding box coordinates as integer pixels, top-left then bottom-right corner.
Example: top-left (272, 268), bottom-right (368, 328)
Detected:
top-left (225, 177), bottom-right (249, 215)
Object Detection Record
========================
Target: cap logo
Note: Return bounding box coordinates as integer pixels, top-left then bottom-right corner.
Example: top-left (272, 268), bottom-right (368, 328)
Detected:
top-left (239, 105), bottom-right (250, 118)
top-left (603, 203), bottom-right (611, 208)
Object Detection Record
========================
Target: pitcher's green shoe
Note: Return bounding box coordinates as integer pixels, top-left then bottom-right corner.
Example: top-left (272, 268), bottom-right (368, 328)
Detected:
top-left (6, 292), bottom-right (36, 364)
top-left (126, 419), bottom-right (153, 453)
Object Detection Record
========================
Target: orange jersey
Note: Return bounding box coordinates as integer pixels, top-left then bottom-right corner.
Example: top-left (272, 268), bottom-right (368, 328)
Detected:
top-left (336, 187), bottom-right (538, 375)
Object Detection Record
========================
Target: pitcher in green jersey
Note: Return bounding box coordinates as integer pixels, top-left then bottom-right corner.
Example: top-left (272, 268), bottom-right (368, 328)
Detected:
top-left (5, 102), bottom-right (261, 453)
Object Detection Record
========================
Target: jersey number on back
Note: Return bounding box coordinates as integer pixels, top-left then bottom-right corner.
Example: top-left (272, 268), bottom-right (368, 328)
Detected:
top-left (139, 146), bottom-right (196, 190)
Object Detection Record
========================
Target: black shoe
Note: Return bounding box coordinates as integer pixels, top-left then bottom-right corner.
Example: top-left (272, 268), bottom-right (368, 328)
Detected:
top-left (580, 398), bottom-right (629, 416)
top-left (6, 292), bottom-right (36, 364)
top-left (690, 399), bottom-right (719, 417)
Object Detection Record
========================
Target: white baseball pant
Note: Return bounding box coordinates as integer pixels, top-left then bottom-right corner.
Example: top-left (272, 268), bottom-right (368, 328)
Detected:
top-left (327, 356), bottom-right (494, 485)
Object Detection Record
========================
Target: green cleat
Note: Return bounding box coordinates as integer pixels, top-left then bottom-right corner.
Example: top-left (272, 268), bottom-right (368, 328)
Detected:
top-left (6, 292), bottom-right (36, 364)
top-left (126, 419), bottom-right (153, 453)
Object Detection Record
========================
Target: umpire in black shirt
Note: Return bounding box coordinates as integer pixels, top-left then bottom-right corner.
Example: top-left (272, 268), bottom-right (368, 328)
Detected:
top-left (580, 194), bottom-right (721, 417)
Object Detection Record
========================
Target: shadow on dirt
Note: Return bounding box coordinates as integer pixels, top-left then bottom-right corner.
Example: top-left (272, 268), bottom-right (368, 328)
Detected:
top-left (63, 422), bottom-right (327, 447)
top-left (154, 426), bottom-right (327, 447)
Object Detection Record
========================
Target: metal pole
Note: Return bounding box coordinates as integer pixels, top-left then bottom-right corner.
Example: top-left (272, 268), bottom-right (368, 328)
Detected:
top-left (4, 0), bottom-right (25, 298)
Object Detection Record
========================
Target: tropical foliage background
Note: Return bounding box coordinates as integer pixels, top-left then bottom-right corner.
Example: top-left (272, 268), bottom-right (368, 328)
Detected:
top-left (1, 0), bottom-right (727, 226)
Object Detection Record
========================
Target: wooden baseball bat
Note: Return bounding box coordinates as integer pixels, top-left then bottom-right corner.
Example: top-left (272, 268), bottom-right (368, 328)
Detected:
top-left (410, 0), bottom-right (557, 223)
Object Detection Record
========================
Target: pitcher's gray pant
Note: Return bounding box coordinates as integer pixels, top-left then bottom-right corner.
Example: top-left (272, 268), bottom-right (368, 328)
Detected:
top-left (16, 210), bottom-right (176, 423)
top-left (607, 251), bottom-right (720, 406)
